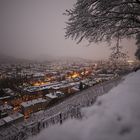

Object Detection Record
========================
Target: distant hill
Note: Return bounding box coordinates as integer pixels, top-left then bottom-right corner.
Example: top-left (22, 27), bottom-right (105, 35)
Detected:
top-left (0, 54), bottom-right (31, 64)
top-left (0, 54), bottom-right (16, 63)
top-left (34, 54), bottom-right (92, 63)
top-left (0, 53), bottom-right (95, 64)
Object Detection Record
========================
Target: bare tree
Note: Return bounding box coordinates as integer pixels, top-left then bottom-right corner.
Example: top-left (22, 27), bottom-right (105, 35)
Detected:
top-left (65, 0), bottom-right (140, 59)
top-left (109, 34), bottom-right (128, 68)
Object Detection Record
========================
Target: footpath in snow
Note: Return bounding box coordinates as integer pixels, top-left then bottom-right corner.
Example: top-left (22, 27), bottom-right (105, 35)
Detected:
top-left (29, 70), bottom-right (140, 140)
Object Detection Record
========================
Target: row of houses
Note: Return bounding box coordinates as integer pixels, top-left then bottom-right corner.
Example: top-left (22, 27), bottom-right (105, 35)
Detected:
top-left (21, 98), bottom-right (49, 119)
top-left (0, 113), bottom-right (24, 128)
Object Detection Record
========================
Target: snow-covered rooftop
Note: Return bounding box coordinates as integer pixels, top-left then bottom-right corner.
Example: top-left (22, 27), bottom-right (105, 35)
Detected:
top-left (10, 112), bottom-right (24, 120)
top-left (0, 104), bottom-right (13, 111)
top-left (3, 116), bottom-right (13, 123)
top-left (3, 88), bottom-right (15, 96)
top-left (45, 93), bottom-right (58, 99)
top-left (21, 98), bottom-right (47, 108)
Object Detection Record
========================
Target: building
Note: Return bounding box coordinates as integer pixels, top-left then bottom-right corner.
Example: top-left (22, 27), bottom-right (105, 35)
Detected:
top-left (0, 104), bottom-right (13, 118)
top-left (0, 113), bottom-right (24, 128)
top-left (45, 91), bottom-right (65, 105)
top-left (21, 98), bottom-right (49, 118)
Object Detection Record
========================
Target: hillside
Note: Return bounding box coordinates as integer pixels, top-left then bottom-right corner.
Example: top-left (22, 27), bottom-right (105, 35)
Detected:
top-left (29, 70), bottom-right (140, 140)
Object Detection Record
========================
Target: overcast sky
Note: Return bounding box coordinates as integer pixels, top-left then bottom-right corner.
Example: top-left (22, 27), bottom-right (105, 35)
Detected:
top-left (0, 0), bottom-right (137, 60)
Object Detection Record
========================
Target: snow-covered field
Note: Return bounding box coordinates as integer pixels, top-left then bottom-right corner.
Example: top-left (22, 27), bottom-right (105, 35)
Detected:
top-left (29, 70), bottom-right (140, 140)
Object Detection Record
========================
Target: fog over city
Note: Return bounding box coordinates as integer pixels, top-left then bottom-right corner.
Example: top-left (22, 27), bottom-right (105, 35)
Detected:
top-left (0, 0), bottom-right (137, 60)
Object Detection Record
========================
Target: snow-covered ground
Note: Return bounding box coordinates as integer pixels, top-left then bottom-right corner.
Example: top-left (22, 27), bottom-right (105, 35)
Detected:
top-left (29, 70), bottom-right (140, 140)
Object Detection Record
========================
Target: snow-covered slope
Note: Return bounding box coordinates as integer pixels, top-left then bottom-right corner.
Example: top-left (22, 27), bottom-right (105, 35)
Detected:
top-left (29, 70), bottom-right (140, 140)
